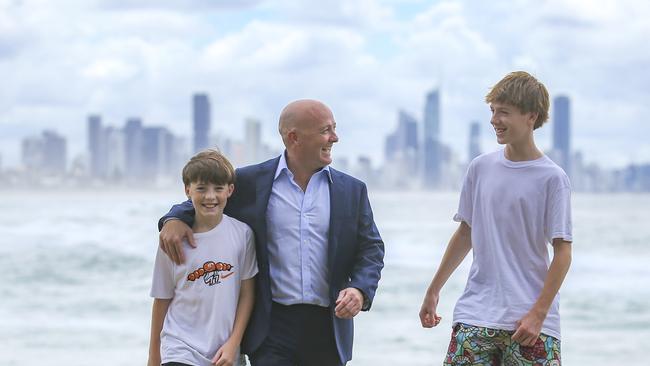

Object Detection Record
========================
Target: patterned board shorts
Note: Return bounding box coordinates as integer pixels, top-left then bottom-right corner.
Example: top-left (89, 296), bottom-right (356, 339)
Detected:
top-left (443, 323), bottom-right (561, 366)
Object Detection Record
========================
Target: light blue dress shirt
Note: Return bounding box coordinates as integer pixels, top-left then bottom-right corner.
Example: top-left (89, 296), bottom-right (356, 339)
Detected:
top-left (266, 152), bottom-right (332, 307)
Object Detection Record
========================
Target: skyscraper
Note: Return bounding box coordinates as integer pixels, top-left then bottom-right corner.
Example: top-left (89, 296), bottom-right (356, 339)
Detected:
top-left (424, 90), bottom-right (440, 141)
top-left (124, 117), bottom-right (143, 179)
top-left (22, 130), bottom-right (67, 175)
top-left (142, 126), bottom-right (174, 178)
top-left (423, 89), bottom-right (441, 188)
top-left (88, 114), bottom-right (107, 178)
top-left (245, 118), bottom-right (261, 164)
top-left (384, 110), bottom-right (419, 187)
top-left (553, 96), bottom-right (571, 178)
top-left (42, 130), bottom-right (67, 175)
top-left (468, 121), bottom-right (481, 162)
top-left (193, 93), bottom-right (211, 153)
top-left (104, 126), bottom-right (125, 180)
top-left (22, 136), bottom-right (43, 170)
top-left (385, 110), bottom-right (418, 161)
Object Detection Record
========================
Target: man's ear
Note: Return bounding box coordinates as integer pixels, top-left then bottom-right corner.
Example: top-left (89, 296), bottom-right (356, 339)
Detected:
top-left (227, 184), bottom-right (234, 197)
top-left (184, 185), bottom-right (191, 199)
top-left (287, 129), bottom-right (298, 145)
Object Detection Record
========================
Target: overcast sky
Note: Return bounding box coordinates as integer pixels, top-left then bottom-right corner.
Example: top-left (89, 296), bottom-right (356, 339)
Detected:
top-left (1, 0), bottom-right (649, 169)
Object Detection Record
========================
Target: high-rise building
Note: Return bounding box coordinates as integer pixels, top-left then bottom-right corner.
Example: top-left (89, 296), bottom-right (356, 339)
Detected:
top-left (142, 126), bottom-right (173, 178)
top-left (193, 93), bottom-right (211, 153)
top-left (355, 155), bottom-right (375, 186)
top-left (105, 127), bottom-right (125, 180)
top-left (333, 156), bottom-right (349, 174)
top-left (88, 114), bottom-right (107, 178)
top-left (22, 130), bottom-right (67, 175)
top-left (22, 136), bottom-right (43, 170)
top-left (400, 111), bottom-right (419, 154)
top-left (424, 90), bottom-right (440, 141)
top-left (384, 110), bottom-right (419, 187)
top-left (124, 117), bottom-right (143, 179)
top-left (553, 95), bottom-right (571, 178)
top-left (42, 130), bottom-right (67, 175)
top-left (423, 89), bottom-right (442, 188)
top-left (244, 118), bottom-right (262, 165)
top-left (385, 110), bottom-right (418, 161)
top-left (468, 121), bottom-right (481, 162)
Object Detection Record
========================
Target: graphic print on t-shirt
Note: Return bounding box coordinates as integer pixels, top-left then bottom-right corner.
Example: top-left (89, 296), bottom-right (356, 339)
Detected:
top-left (186, 260), bottom-right (235, 286)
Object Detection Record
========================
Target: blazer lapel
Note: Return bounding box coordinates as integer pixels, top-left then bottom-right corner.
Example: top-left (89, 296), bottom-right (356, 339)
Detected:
top-left (328, 168), bottom-right (345, 277)
top-left (254, 157), bottom-right (279, 266)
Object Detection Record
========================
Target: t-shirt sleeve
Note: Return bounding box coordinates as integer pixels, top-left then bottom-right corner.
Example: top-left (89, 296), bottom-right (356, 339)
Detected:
top-left (240, 228), bottom-right (258, 280)
top-left (546, 186), bottom-right (573, 243)
top-left (453, 164), bottom-right (474, 226)
top-left (150, 247), bottom-right (175, 299)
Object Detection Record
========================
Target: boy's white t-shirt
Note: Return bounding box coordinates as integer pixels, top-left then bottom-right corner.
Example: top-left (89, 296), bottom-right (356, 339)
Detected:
top-left (452, 149), bottom-right (572, 340)
top-left (151, 214), bottom-right (258, 366)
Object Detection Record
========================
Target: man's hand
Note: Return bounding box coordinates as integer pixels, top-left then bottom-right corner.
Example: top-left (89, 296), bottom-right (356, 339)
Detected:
top-left (512, 309), bottom-right (545, 346)
top-left (419, 290), bottom-right (442, 328)
top-left (335, 287), bottom-right (364, 319)
top-left (159, 219), bottom-right (195, 265)
top-left (211, 339), bottom-right (238, 366)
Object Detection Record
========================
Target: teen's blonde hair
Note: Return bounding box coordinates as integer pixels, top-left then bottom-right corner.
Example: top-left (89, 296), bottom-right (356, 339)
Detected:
top-left (485, 71), bottom-right (550, 129)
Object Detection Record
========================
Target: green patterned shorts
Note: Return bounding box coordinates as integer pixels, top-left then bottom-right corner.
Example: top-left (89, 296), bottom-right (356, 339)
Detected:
top-left (443, 323), bottom-right (561, 366)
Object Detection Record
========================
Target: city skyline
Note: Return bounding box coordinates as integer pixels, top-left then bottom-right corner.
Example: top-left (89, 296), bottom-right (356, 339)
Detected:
top-left (8, 89), bottom-right (650, 192)
top-left (1, 1), bottom-right (649, 170)
top-left (2, 84), bottom-right (649, 171)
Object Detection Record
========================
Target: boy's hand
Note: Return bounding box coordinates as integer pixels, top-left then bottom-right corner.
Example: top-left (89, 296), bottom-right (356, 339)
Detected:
top-left (159, 219), bottom-right (195, 265)
top-left (211, 339), bottom-right (238, 366)
top-left (334, 287), bottom-right (364, 319)
top-left (419, 290), bottom-right (442, 328)
top-left (512, 309), bottom-right (546, 346)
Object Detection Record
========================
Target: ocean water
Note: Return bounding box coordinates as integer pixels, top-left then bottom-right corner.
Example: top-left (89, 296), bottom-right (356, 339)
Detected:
top-left (0, 190), bottom-right (648, 365)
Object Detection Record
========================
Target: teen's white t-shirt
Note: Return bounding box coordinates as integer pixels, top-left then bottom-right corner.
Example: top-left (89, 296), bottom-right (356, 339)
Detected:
top-left (452, 149), bottom-right (572, 340)
top-left (150, 214), bottom-right (258, 366)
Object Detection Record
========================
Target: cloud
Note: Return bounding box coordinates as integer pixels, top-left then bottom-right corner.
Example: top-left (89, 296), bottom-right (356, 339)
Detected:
top-left (1, 0), bottom-right (649, 169)
top-left (272, 0), bottom-right (395, 29)
top-left (96, 0), bottom-right (263, 12)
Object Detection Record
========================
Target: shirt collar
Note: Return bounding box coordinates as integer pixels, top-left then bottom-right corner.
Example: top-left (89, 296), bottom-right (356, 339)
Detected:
top-left (274, 151), bottom-right (333, 183)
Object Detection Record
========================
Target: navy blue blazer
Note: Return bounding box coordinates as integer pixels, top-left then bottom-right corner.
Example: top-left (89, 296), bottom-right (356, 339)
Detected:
top-left (159, 156), bottom-right (385, 363)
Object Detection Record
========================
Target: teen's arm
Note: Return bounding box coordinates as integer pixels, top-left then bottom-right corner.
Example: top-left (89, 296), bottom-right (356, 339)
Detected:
top-left (158, 200), bottom-right (196, 265)
top-left (148, 298), bottom-right (171, 366)
top-left (211, 278), bottom-right (255, 366)
top-left (512, 239), bottom-right (572, 346)
top-left (419, 221), bottom-right (472, 328)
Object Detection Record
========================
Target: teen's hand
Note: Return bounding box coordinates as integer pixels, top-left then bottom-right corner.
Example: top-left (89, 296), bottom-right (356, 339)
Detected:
top-left (147, 354), bottom-right (161, 366)
top-left (335, 288), bottom-right (364, 319)
top-left (159, 219), bottom-right (195, 265)
top-left (512, 309), bottom-right (545, 346)
top-left (419, 290), bottom-right (442, 328)
top-left (211, 339), bottom-right (238, 366)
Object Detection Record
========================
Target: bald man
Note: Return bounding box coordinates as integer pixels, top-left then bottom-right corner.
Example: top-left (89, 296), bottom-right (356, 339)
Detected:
top-left (158, 100), bottom-right (385, 366)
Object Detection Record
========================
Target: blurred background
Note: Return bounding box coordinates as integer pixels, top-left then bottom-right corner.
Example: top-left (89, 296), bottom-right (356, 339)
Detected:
top-left (1, 0), bottom-right (649, 365)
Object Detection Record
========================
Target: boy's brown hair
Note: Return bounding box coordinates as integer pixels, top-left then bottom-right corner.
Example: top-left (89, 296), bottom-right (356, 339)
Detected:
top-left (485, 71), bottom-right (550, 129)
top-left (182, 149), bottom-right (235, 186)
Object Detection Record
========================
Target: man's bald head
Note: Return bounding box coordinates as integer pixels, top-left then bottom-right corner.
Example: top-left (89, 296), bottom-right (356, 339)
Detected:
top-left (278, 99), bottom-right (333, 145)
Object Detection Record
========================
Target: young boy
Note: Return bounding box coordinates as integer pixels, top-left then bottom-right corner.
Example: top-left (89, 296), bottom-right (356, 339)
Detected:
top-left (148, 149), bottom-right (257, 366)
top-left (419, 71), bottom-right (572, 365)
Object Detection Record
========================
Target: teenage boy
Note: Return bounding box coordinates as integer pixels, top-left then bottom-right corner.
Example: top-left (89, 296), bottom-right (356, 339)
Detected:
top-left (419, 71), bottom-right (572, 365)
top-left (148, 149), bottom-right (258, 366)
